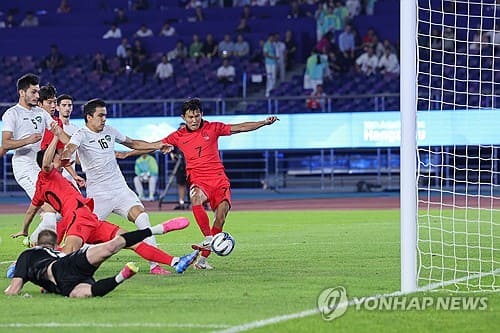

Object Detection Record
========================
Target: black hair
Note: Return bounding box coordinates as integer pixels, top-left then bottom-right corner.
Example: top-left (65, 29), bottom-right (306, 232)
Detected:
top-left (181, 98), bottom-right (202, 116)
top-left (37, 229), bottom-right (57, 247)
top-left (57, 94), bottom-right (73, 105)
top-left (83, 98), bottom-right (106, 123)
top-left (38, 84), bottom-right (57, 103)
top-left (16, 73), bottom-right (39, 92)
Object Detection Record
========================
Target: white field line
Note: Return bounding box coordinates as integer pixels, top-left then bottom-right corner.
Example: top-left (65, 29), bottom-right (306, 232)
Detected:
top-left (212, 269), bottom-right (500, 333)
top-left (0, 323), bottom-right (230, 329)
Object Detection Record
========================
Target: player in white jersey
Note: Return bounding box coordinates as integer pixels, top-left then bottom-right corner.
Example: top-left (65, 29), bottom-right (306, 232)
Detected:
top-left (1, 74), bottom-right (58, 243)
top-left (56, 94), bottom-right (82, 187)
top-left (60, 98), bottom-right (171, 275)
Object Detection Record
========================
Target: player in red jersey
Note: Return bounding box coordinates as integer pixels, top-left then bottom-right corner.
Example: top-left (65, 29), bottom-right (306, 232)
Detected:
top-left (11, 129), bottom-right (198, 274)
top-left (119, 98), bottom-right (278, 269)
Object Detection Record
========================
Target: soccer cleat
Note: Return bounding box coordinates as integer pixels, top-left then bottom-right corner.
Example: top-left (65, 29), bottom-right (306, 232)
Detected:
top-left (150, 264), bottom-right (171, 275)
top-left (194, 260), bottom-right (214, 270)
top-left (161, 217), bottom-right (190, 234)
top-left (120, 262), bottom-right (139, 280)
top-left (6, 261), bottom-right (16, 279)
top-left (191, 236), bottom-right (212, 251)
top-left (175, 250), bottom-right (199, 273)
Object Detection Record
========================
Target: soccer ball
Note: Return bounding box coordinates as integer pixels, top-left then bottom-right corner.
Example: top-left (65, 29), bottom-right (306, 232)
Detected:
top-left (210, 232), bottom-right (235, 256)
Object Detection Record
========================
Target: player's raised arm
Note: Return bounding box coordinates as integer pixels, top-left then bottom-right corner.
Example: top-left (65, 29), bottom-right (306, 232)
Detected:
top-left (60, 142), bottom-right (78, 167)
top-left (230, 116), bottom-right (279, 134)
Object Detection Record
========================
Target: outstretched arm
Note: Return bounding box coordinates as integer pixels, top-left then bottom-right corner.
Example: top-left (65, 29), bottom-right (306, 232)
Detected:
top-left (60, 143), bottom-right (78, 167)
top-left (230, 116), bottom-right (279, 134)
top-left (1, 131), bottom-right (42, 150)
top-left (11, 204), bottom-right (41, 238)
top-left (4, 278), bottom-right (25, 296)
top-left (120, 138), bottom-right (173, 154)
top-left (116, 148), bottom-right (156, 159)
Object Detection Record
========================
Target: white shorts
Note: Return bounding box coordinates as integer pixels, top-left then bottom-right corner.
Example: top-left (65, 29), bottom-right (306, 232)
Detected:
top-left (88, 186), bottom-right (143, 220)
top-left (12, 156), bottom-right (40, 200)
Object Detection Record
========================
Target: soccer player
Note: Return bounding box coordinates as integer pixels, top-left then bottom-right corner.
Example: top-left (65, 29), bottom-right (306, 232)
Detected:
top-left (56, 93), bottom-right (83, 187)
top-left (120, 98), bottom-right (279, 269)
top-left (1, 74), bottom-right (58, 244)
top-left (11, 133), bottom-right (198, 274)
top-left (59, 98), bottom-right (176, 275)
top-left (4, 227), bottom-right (189, 297)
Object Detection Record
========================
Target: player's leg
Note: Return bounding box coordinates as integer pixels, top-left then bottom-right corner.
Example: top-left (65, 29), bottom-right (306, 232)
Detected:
top-left (148, 176), bottom-right (157, 201)
top-left (133, 175), bottom-right (144, 200)
top-left (190, 185), bottom-right (211, 238)
top-left (31, 203), bottom-right (59, 243)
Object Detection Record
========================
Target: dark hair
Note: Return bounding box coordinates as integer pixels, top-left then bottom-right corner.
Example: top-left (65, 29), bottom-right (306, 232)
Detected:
top-left (83, 98), bottom-right (106, 123)
top-left (57, 94), bottom-right (73, 105)
top-left (181, 98), bottom-right (202, 116)
top-left (38, 84), bottom-right (57, 103)
top-left (17, 73), bottom-right (39, 92)
top-left (37, 229), bottom-right (57, 247)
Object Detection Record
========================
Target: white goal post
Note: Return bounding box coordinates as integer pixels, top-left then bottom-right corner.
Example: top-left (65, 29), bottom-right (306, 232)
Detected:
top-left (401, 0), bottom-right (500, 293)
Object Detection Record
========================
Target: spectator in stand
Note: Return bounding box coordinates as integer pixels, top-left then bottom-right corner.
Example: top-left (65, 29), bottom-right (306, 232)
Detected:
top-left (338, 23), bottom-right (356, 54)
top-left (92, 52), bottom-right (109, 76)
top-left (154, 55), bottom-right (174, 82)
top-left (132, 0), bottom-right (149, 10)
top-left (134, 24), bottom-right (154, 38)
top-left (333, 1), bottom-right (349, 32)
top-left (319, 6), bottom-right (336, 39)
top-left (167, 40), bottom-right (188, 61)
top-left (284, 30), bottom-right (297, 70)
top-left (304, 51), bottom-right (327, 91)
top-left (44, 45), bottom-right (65, 73)
top-left (316, 31), bottom-right (333, 54)
top-left (185, 0), bottom-right (203, 9)
top-left (202, 34), bottom-right (218, 59)
top-left (218, 34), bottom-right (235, 58)
top-left (287, 1), bottom-right (305, 19)
top-left (306, 83), bottom-right (326, 111)
top-left (112, 8), bottom-right (128, 26)
top-left (159, 20), bottom-right (176, 37)
top-left (189, 34), bottom-right (204, 59)
top-left (345, 0), bottom-right (361, 19)
top-left (263, 33), bottom-right (278, 97)
top-left (20, 11), bottom-right (39, 27)
top-left (116, 38), bottom-right (130, 59)
top-left (371, 34), bottom-right (385, 58)
top-left (187, 5), bottom-right (204, 22)
top-left (132, 39), bottom-right (152, 76)
top-left (57, 0), bottom-right (72, 14)
top-left (1, 14), bottom-right (16, 28)
top-left (443, 27), bottom-right (455, 51)
top-left (102, 24), bottom-right (122, 39)
top-left (250, 39), bottom-right (265, 65)
top-left (274, 32), bottom-right (286, 82)
top-left (314, 2), bottom-right (327, 41)
top-left (234, 34), bottom-right (250, 58)
top-left (355, 45), bottom-right (378, 76)
top-left (121, 48), bottom-right (138, 73)
top-left (216, 58), bottom-right (236, 86)
top-left (236, 17), bottom-right (250, 33)
top-left (133, 154), bottom-right (158, 201)
top-left (240, 4), bottom-right (255, 20)
top-left (365, 0), bottom-right (377, 15)
top-left (378, 47), bottom-right (400, 77)
top-left (362, 27), bottom-right (376, 48)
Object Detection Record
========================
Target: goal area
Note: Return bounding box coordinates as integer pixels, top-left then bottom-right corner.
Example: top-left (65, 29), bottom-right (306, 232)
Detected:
top-left (401, 0), bottom-right (500, 292)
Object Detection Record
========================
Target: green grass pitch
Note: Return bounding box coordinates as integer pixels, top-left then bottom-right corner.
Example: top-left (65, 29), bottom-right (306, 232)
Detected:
top-left (0, 210), bottom-right (498, 333)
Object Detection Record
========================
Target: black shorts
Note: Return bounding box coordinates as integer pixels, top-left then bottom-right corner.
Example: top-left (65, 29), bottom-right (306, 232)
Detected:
top-left (51, 248), bottom-right (97, 296)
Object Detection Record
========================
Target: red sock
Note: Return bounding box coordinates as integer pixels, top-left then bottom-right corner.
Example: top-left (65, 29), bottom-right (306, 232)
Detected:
top-left (201, 249), bottom-right (211, 258)
top-left (192, 205), bottom-right (211, 236)
top-left (211, 226), bottom-right (223, 236)
top-left (134, 242), bottom-right (173, 266)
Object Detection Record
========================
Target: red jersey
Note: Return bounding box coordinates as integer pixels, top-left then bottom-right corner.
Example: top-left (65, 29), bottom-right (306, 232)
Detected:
top-left (32, 168), bottom-right (93, 218)
top-left (40, 116), bottom-right (65, 150)
top-left (161, 120), bottom-right (231, 179)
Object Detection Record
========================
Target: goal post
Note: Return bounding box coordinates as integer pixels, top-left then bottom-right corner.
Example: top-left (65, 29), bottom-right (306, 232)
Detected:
top-left (402, 0), bottom-right (500, 292)
top-left (400, 0), bottom-right (418, 293)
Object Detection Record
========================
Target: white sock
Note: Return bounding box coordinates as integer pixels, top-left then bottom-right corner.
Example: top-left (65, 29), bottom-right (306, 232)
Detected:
top-left (30, 212), bottom-right (57, 243)
top-left (197, 256), bottom-right (207, 264)
top-left (171, 257), bottom-right (180, 267)
top-left (135, 212), bottom-right (158, 269)
top-left (115, 272), bottom-right (125, 284)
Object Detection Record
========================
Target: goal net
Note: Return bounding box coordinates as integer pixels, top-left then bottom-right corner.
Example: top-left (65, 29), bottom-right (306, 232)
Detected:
top-left (416, 0), bottom-right (500, 291)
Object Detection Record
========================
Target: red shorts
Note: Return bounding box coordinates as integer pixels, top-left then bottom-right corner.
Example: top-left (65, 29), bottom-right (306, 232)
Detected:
top-left (189, 175), bottom-right (231, 210)
top-left (57, 207), bottom-right (119, 244)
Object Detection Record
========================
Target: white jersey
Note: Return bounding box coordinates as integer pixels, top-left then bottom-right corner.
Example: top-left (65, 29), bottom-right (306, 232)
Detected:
top-left (2, 104), bottom-right (53, 177)
top-left (69, 125), bottom-right (128, 194)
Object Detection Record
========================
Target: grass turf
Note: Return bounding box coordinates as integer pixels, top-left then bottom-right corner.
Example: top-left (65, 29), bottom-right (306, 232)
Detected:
top-left (0, 210), bottom-right (498, 333)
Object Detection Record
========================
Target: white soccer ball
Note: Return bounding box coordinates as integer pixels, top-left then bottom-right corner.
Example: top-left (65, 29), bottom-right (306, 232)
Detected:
top-left (210, 232), bottom-right (235, 256)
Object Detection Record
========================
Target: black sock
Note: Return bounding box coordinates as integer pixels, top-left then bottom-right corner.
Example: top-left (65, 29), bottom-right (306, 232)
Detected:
top-left (121, 229), bottom-right (152, 248)
top-left (91, 277), bottom-right (119, 297)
